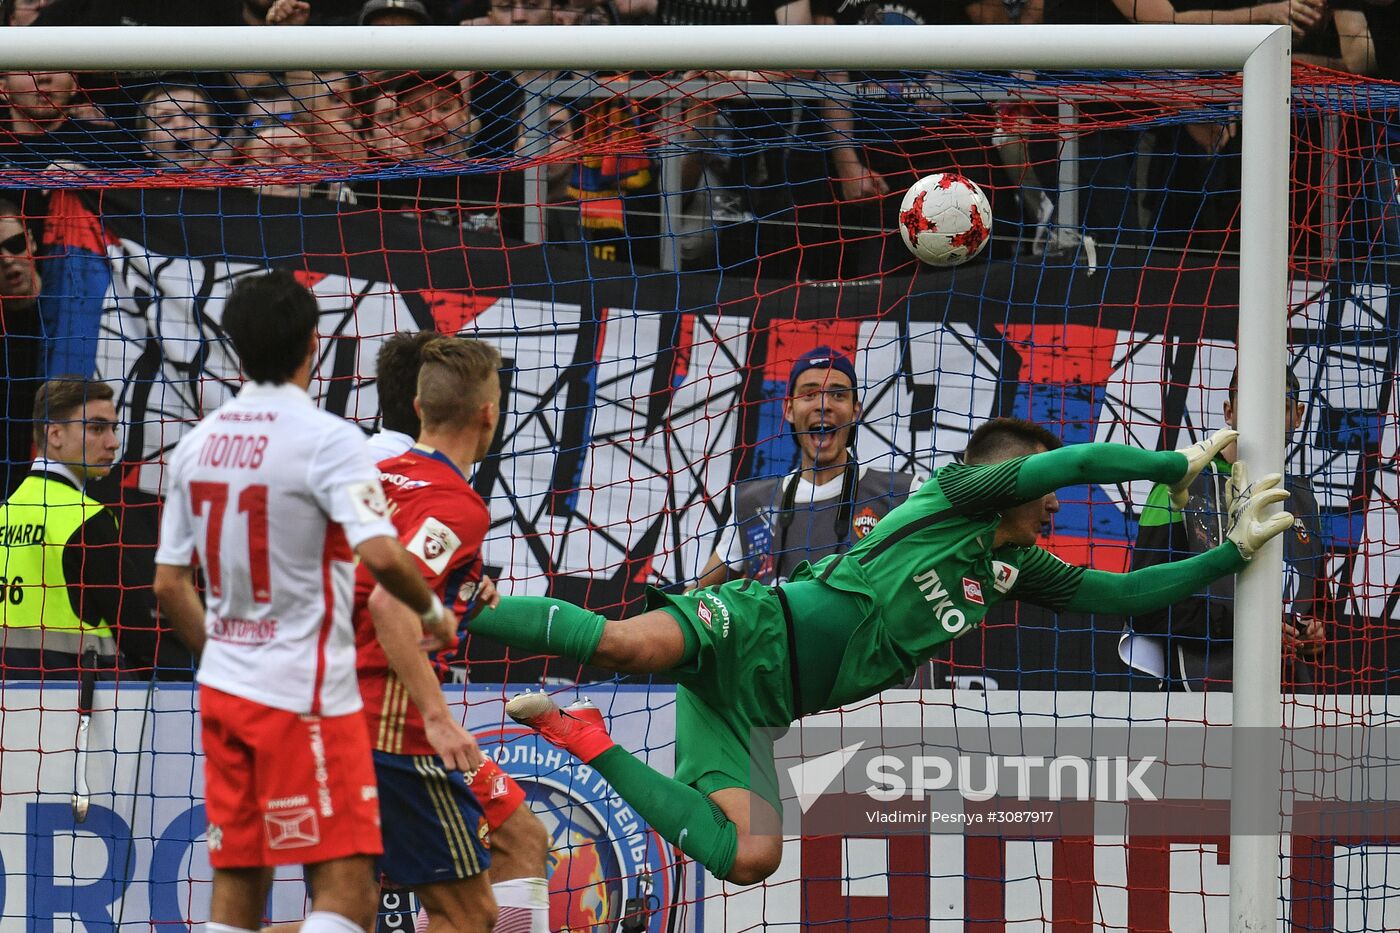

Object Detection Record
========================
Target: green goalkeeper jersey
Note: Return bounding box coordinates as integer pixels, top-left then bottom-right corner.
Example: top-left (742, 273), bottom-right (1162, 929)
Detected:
top-left (789, 447), bottom-right (1233, 711)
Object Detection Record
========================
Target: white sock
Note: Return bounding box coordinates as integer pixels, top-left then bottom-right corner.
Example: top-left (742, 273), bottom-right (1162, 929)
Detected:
top-left (301, 911), bottom-right (365, 933)
top-left (493, 877), bottom-right (550, 933)
top-left (204, 925), bottom-right (257, 933)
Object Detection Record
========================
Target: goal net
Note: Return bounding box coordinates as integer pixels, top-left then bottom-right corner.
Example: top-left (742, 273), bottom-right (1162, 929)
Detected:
top-left (2, 26), bottom-right (1395, 930)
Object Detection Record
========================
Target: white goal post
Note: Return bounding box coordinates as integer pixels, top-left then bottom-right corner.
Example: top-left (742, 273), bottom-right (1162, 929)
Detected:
top-left (6, 23), bottom-right (1292, 932)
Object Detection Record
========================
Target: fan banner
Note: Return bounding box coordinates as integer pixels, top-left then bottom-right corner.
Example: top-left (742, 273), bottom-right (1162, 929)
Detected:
top-left (33, 187), bottom-right (1400, 688)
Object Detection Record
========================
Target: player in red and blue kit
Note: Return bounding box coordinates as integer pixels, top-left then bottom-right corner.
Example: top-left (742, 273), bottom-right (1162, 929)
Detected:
top-left (353, 335), bottom-right (547, 933)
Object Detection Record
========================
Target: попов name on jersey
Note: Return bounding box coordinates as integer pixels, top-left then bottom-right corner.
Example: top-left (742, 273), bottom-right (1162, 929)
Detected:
top-left (198, 433), bottom-right (269, 470)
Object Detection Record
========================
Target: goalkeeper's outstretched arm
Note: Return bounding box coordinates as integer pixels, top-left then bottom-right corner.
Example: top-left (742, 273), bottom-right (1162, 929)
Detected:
top-left (1064, 543), bottom-right (1245, 615)
top-left (1017, 463), bottom-right (1294, 616)
top-left (943, 429), bottom-right (1237, 513)
top-left (1011, 429), bottom-right (1239, 504)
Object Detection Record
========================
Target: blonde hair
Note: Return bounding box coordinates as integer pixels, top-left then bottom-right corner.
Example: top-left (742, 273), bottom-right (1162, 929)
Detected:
top-left (416, 336), bottom-right (502, 431)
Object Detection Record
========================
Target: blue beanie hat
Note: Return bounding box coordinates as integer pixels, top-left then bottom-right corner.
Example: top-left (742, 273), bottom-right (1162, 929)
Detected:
top-left (787, 346), bottom-right (858, 397)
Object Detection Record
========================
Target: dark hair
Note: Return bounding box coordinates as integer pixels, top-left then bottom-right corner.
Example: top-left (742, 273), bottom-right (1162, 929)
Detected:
top-left (376, 329), bottom-right (441, 437)
top-left (0, 192), bottom-right (42, 244)
top-left (417, 336), bottom-right (502, 432)
top-left (963, 417), bottom-right (1062, 465)
top-left (1228, 368), bottom-right (1301, 398)
top-left (137, 81), bottom-right (215, 117)
top-left (380, 70), bottom-right (461, 98)
top-left (33, 377), bottom-right (114, 449)
top-left (222, 270), bottom-right (320, 384)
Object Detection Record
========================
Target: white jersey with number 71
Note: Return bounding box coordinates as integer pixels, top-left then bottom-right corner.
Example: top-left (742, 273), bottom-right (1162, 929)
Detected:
top-left (156, 382), bottom-right (396, 716)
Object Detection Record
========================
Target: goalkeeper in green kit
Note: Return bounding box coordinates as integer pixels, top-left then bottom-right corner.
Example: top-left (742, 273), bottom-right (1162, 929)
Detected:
top-left (464, 418), bottom-right (1293, 885)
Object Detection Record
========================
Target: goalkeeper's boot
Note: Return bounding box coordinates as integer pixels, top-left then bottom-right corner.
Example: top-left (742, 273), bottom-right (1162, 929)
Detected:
top-left (506, 691), bottom-right (613, 764)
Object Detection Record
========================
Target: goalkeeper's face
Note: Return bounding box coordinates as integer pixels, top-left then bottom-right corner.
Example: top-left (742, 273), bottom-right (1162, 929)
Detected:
top-left (997, 443), bottom-right (1059, 547)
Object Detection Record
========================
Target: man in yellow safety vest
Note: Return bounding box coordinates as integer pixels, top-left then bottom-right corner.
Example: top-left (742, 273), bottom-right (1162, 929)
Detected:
top-left (0, 377), bottom-right (170, 678)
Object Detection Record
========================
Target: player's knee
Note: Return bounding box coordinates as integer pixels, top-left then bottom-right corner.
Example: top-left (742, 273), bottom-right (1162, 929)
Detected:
top-left (724, 836), bottom-right (782, 886)
top-left (419, 877), bottom-right (497, 932)
top-left (594, 614), bottom-right (686, 673)
top-left (490, 807), bottom-right (550, 878)
top-left (475, 897), bottom-right (499, 932)
top-left (508, 808), bottom-right (550, 868)
top-left (724, 857), bottom-right (779, 886)
top-left (341, 890), bottom-right (379, 931)
top-left (429, 902), bottom-right (498, 933)
top-left (305, 858), bottom-right (378, 929)
top-left (593, 621), bottom-right (649, 670)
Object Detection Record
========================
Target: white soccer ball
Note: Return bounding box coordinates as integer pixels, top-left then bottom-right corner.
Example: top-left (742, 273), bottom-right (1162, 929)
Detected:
top-left (897, 173), bottom-right (993, 267)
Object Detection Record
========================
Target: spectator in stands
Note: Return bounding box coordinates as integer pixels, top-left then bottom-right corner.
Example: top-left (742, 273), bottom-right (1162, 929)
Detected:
top-left (286, 70), bottom-right (370, 163)
top-left (360, 0), bottom-right (433, 23)
top-left (230, 71), bottom-right (301, 123)
top-left (3, 0), bottom-right (52, 25)
top-left (22, 0), bottom-right (359, 24)
top-left (461, 0), bottom-right (623, 254)
top-left (238, 114), bottom-right (354, 201)
top-left (694, 347), bottom-right (921, 588)
top-left (463, 0), bottom-right (580, 23)
top-left (31, 0), bottom-right (244, 24)
top-left (814, 0), bottom-right (1047, 273)
top-left (0, 196), bottom-right (43, 498)
top-left (364, 71), bottom-right (474, 164)
top-left (1123, 369), bottom-right (1332, 691)
top-left (1366, 0), bottom-right (1398, 80)
top-left (0, 378), bottom-right (185, 679)
top-left (532, 54), bottom-right (708, 267)
top-left (359, 71), bottom-right (512, 229)
top-left (1050, 0), bottom-right (1339, 252)
top-left (0, 71), bottom-right (136, 171)
top-left (1354, 1), bottom-right (1398, 252)
top-left (246, 0), bottom-right (311, 23)
top-left (135, 82), bottom-right (225, 171)
top-left (644, 0), bottom-right (888, 277)
top-left (357, 5), bottom-right (527, 234)
top-left (1, 71), bottom-right (78, 139)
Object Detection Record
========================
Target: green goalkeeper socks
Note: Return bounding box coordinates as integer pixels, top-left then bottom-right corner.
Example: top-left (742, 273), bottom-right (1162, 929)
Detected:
top-left (470, 596), bottom-right (608, 664)
top-left (588, 745), bottom-right (739, 880)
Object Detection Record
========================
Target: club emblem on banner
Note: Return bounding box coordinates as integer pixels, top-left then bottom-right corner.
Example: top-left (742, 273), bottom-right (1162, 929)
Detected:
top-left (480, 727), bottom-right (677, 933)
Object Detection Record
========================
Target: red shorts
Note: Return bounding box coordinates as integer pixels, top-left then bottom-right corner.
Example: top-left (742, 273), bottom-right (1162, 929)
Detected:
top-left (200, 685), bottom-right (383, 868)
top-left (471, 758), bottom-right (526, 830)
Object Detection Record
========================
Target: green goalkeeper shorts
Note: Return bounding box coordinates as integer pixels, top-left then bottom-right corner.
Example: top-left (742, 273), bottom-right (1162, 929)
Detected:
top-left (645, 581), bottom-right (795, 816)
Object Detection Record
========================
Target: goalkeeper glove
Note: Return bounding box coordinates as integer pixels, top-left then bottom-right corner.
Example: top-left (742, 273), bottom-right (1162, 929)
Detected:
top-left (1225, 460), bottom-right (1294, 561)
top-left (1169, 427), bottom-right (1238, 510)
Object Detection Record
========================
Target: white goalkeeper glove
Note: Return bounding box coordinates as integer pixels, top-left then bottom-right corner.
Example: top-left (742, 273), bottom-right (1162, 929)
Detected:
top-left (1225, 460), bottom-right (1294, 561)
top-left (1169, 427), bottom-right (1238, 510)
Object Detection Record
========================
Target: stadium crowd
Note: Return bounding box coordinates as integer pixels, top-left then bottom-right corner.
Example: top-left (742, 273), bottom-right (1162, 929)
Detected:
top-left (0, 0), bottom-right (1396, 272)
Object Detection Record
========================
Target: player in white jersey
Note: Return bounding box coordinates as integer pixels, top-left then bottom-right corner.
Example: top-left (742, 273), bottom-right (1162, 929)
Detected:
top-left (154, 271), bottom-right (459, 933)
